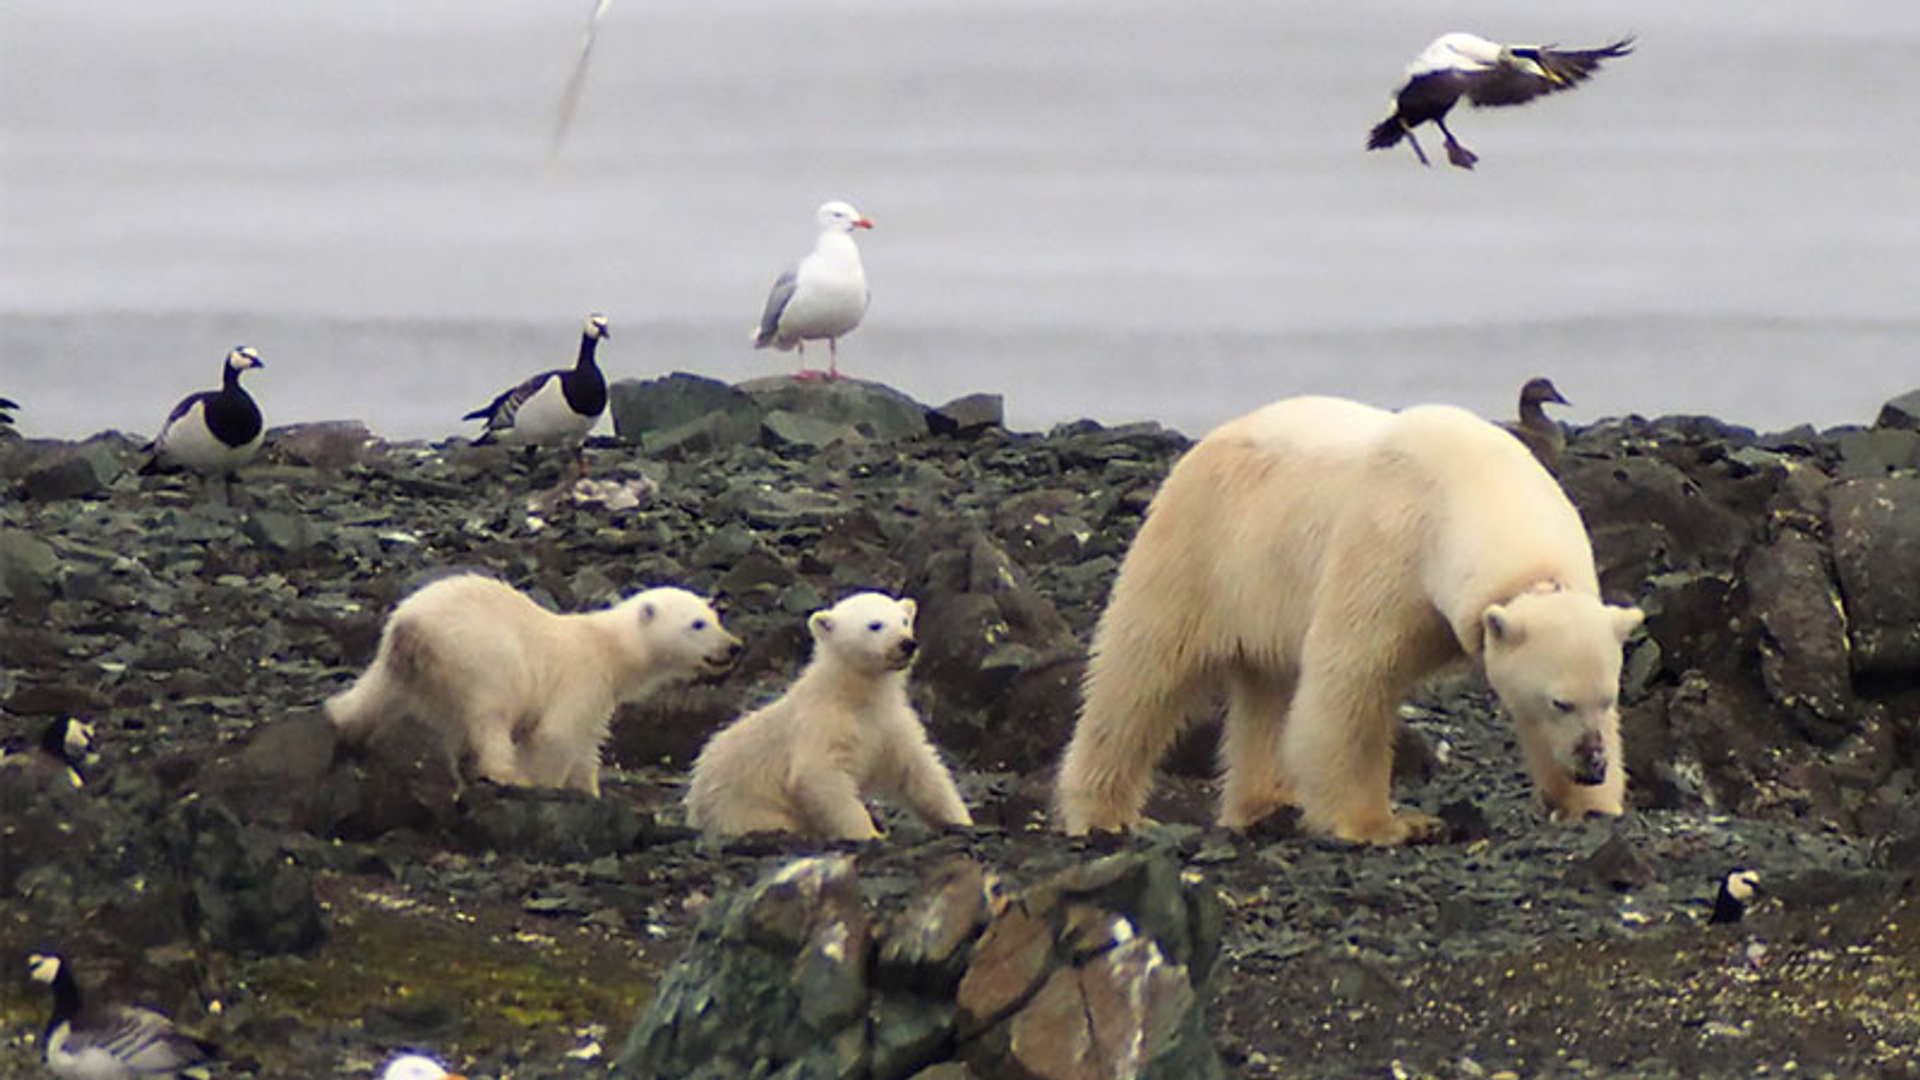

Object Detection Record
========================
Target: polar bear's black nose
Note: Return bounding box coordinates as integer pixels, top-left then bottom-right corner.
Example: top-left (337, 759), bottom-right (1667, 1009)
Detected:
top-left (1571, 733), bottom-right (1608, 786)
top-left (899, 639), bottom-right (918, 658)
top-left (726, 640), bottom-right (743, 659)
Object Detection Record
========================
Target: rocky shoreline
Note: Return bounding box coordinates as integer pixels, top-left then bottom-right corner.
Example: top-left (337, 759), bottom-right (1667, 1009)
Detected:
top-left (3, 376), bottom-right (1917, 1078)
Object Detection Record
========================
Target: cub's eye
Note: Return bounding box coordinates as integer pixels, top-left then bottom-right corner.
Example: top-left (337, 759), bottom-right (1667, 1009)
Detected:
top-left (868, 621), bottom-right (884, 632)
top-left (692, 619), bottom-right (708, 631)
top-left (1551, 698), bottom-right (1575, 714)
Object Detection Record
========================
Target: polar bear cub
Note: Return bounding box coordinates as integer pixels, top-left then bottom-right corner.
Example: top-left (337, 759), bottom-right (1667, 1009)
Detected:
top-left (327, 574), bottom-right (741, 796)
top-left (685, 592), bottom-right (973, 841)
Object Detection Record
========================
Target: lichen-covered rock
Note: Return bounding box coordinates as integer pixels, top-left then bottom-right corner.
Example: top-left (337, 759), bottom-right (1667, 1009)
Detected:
top-left (1825, 478), bottom-right (1920, 674)
top-left (1743, 531), bottom-right (1852, 735)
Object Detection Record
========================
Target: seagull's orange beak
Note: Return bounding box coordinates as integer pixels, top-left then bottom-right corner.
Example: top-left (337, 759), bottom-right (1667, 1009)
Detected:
top-left (853, 217), bottom-right (875, 230)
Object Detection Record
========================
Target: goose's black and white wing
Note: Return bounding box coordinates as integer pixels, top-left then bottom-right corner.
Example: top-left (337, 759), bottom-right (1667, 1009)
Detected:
top-left (61, 1003), bottom-right (216, 1074)
top-left (464, 370), bottom-right (561, 435)
top-left (1467, 39), bottom-right (1633, 107)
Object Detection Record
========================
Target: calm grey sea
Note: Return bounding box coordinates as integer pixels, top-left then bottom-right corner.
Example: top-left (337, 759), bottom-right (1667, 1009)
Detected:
top-left (3, 0), bottom-right (1916, 441)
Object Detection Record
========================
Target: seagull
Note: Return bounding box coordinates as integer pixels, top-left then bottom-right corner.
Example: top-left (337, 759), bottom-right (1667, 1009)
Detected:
top-left (27, 953), bottom-right (218, 1079)
top-left (1367, 33), bottom-right (1633, 169)
top-left (141, 346), bottom-right (266, 499)
top-left (1710, 868), bottom-right (1762, 925)
top-left (1506, 376), bottom-right (1571, 471)
top-left (464, 313), bottom-right (611, 473)
top-left (381, 1053), bottom-right (469, 1080)
top-left (551, 0), bottom-right (614, 160)
top-left (753, 200), bottom-right (874, 380)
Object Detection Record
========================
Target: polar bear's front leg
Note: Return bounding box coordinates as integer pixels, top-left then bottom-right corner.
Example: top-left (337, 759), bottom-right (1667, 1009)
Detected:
top-left (893, 735), bottom-right (974, 829)
top-left (1218, 666), bottom-right (1299, 829)
top-left (468, 712), bottom-right (529, 788)
top-left (791, 768), bottom-right (882, 841)
top-left (1284, 634), bottom-right (1440, 846)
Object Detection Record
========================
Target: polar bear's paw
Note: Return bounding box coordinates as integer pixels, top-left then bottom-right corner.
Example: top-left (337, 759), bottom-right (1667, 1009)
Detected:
top-left (1337, 809), bottom-right (1444, 847)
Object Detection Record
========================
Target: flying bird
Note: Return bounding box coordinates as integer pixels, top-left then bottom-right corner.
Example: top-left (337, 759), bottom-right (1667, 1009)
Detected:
top-left (141, 346), bottom-right (266, 499)
top-left (551, 0), bottom-right (614, 160)
top-left (1368, 33), bottom-right (1633, 169)
top-left (754, 201), bottom-right (874, 381)
top-left (27, 953), bottom-right (218, 1079)
top-left (464, 313), bottom-right (611, 473)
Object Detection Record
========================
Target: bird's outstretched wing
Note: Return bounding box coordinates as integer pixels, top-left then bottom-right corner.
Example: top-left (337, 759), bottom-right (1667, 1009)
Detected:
top-left (753, 267), bottom-right (799, 348)
top-left (551, 0), bottom-right (614, 159)
top-left (1467, 38), bottom-right (1632, 107)
top-left (464, 371), bottom-right (559, 434)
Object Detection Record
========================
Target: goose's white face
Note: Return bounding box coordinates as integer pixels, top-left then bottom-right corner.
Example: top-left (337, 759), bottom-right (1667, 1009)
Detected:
top-left (584, 314), bottom-right (611, 340)
top-left (64, 719), bottom-right (95, 761)
top-left (226, 346), bottom-right (264, 372)
top-left (1725, 870), bottom-right (1761, 903)
top-left (816, 200), bottom-right (874, 233)
top-left (28, 953), bottom-right (61, 984)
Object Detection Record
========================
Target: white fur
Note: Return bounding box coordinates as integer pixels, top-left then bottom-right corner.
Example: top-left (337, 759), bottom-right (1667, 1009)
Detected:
top-left (685, 592), bottom-right (972, 841)
top-left (327, 575), bottom-right (740, 796)
top-left (1055, 395), bottom-right (1643, 845)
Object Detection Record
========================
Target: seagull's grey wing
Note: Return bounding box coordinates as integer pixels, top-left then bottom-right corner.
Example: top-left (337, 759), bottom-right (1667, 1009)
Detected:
top-left (1467, 38), bottom-right (1632, 107)
top-left (94, 1005), bottom-right (212, 1072)
top-left (551, 0), bottom-right (614, 159)
top-left (754, 267), bottom-right (800, 348)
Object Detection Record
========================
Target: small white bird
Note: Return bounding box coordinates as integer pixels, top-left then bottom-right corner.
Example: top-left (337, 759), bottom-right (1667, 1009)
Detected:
top-left (381, 1053), bottom-right (469, 1080)
top-left (143, 346), bottom-right (266, 494)
top-left (27, 953), bottom-right (218, 1079)
top-left (753, 200), bottom-right (874, 380)
top-left (464, 313), bottom-right (611, 472)
top-left (1367, 33), bottom-right (1633, 169)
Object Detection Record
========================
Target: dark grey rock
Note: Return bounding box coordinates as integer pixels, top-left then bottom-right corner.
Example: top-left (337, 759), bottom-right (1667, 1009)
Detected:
top-left (159, 796), bottom-right (325, 956)
top-left (763, 409), bottom-right (863, 449)
top-left (642, 410), bottom-right (763, 459)
top-left (1876, 389), bottom-right (1920, 431)
top-left (267, 421), bottom-right (386, 471)
top-left (1834, 428), bottom-right (1920, 479)
top-left (1825, 478), bottom-right (1920, 674)
top-left (930, 394), bottom-right (1004, 436)
top-left (611, 372), bottom-right (763, 446)
top-left (21, 441), bottom-right (125, 500)
top-left (741, 377), bottom-right (930, 442)
top-left (871, 994), bottom-right (956, 1080)
top-left (456, 786), bottom-right (655, 861)
top-left (0, 527), bottom-right (59, 601)
top-left (244, 508), bottom-right (318, 554)
top-left (1743, 532), bottom-right (1852, 733)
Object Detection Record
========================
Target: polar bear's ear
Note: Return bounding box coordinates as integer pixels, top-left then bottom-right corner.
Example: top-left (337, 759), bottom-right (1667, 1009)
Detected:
top-left (810, 610), bottom-right (835, 640)
top-left (1610, 605), bottom-right (1645, 641)
top-left (899, 598), bottom-right (917, 624)
top-left (1483, 604), bottom-right (1520, 646)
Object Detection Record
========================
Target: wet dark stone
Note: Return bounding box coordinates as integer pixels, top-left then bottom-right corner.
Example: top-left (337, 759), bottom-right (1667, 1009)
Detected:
top-left (1826, 478), bottom-right (1920, 674)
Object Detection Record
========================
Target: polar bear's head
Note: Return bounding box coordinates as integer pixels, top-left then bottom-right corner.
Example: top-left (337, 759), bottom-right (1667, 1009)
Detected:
top-left (1481, 588), bottom-right (1643, 798)
top-left (809, 592), bottom-right (919, 675)
top-left (628, 587), bottom-right (743, 676)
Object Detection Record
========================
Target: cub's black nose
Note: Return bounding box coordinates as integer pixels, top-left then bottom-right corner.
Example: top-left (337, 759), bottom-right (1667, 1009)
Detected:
top-left (1571, 735), bottom-right (1608, 786)
top-left (899, 639), bottom-right (918, 658)
top-left (726, 640), bottom-right (743, 658)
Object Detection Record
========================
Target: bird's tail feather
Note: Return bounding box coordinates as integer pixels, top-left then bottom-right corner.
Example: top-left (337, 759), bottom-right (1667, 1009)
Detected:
top-left (1367, 117), bottom-right (1405, 150)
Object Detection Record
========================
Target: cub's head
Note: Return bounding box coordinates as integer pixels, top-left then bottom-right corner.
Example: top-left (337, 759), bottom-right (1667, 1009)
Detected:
top-left (630, 587), bottom-right (742, 675)
top-left (809, 592), bottom-right (918, 675)
top-left (1481, 588), bottom-right (1643, 798)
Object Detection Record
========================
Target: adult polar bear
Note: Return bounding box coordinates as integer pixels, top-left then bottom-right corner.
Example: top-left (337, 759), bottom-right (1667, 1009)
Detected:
top-left (1055, 395), bottom-right (1643, 845)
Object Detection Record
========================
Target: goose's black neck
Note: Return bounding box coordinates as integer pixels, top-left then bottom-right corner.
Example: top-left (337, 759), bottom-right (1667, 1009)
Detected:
top-left (574, 332), bottom-right (602, 373)
top-left (45, 965), bottom-right (82, 1034)
top-left (221, 362), bottom-right (248, 394)
top-left (562, 332), bottom-right (609, 416)
top-left (39, 720), bottom-right (70, 761)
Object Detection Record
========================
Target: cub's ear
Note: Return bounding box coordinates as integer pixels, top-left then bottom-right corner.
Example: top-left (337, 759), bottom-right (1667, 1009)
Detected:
top-left (809, 611), bottom-right (835, 640)
top-left (1610, 605), bottom-right (1645, 641)
top-left (1482, 604), bottom-right (1519, 646)
top-left (638, 601), bottom-right (657, 626)
top-left (899, 597), bottom-right (917, 624)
